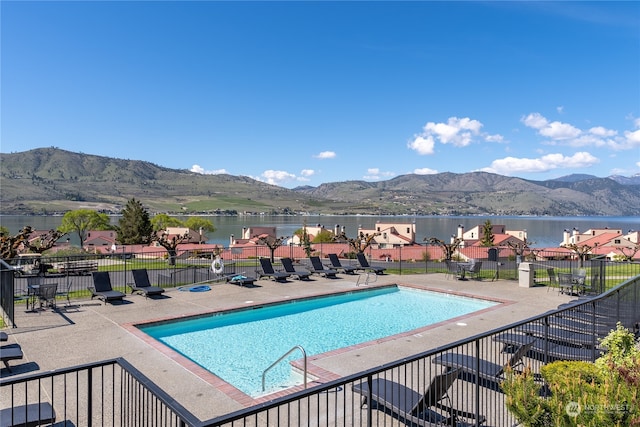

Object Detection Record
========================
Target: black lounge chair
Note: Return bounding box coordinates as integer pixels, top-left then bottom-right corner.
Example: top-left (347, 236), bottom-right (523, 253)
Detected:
top-left (0, 332), bottom-right (7, 341)
top-left (89, 272), bottom-right (126, 304)
top-left (516, 323), bottom-right (597, 347)
top-left (280, 258), bottom-right (312, 280)
top-left (493, 332), bottom-right (598, 362)
top-left (352, 368), bottom-right (484, 426)
top-left (227, 273), bottom-right (256, 286)
top-left (356, 253), bottom-right (386, 275)
top-left (257, 258), bottom-right (291, 282)
top-left (1, 343), bottom-right (24, 372)
top-left (0, 402), bottom-right (56, 427)
top-left (309, 256), bottom-right (338, 278)
top-left (432, 340), bottom-right (534, 385)
top-left (129, 269), bottom-right (165, 298)
top-left (327, 254), bottom-right (356, 274)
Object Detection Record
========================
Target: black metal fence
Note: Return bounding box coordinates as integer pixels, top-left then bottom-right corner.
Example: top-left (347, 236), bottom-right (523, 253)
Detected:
top-left (2, 245), bottom-right (639, 328)
top-left (1, 262), bottom-right (639, 425)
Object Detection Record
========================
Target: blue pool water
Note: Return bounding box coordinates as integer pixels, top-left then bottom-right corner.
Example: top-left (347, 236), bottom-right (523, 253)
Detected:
top-left (140, 286), bottom-right (497, 397)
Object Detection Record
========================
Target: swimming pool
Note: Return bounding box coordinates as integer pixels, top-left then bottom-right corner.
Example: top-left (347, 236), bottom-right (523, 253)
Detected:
top-left (140, 286), bottom-right (497, 397)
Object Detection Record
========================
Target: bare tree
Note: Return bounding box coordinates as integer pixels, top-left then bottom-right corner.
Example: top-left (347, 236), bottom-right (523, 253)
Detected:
top-left (24, 229), bottom-right (67, 254)
top-left (506, 237), bottom-right (536, 262)
top-left (334, 231), bottom-right (380, 254)
top-left (426, 236), bottom-right (463, 261)
top-left (562, 243), bottom-right (595, 268)
top-left (0, 226), bottom-right (33, 259)
top-left (614, 244), bottom-right (639, 262)
top-left (255, 235), bottom-right (288, 262)
top-left (152, 230), bottom-right (190, 265)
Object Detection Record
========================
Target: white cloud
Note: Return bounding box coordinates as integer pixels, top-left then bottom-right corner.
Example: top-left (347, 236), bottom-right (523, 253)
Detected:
top-left (408, 116), bottom-right (503, 155)
top-left (482, 151), bottom-right (599, 175)
top-left (414, 167), bottom-right (438, 175)
top-left (363, 168), bottom-right (395, 180)
top-left (557, 106), bottom-right (564, 114)
top-left (314, 151), bottom-right (336, 159)
top-left (261, 170), bottom-right (296, 185)
top-left (407, 135), bottom-right (435, 155)
top-left (424, 117), bottom-right (482, 147)
top-left (300, 169), bottom-right (315, 177)
top-left (190, 165), bottom-right (227, 174)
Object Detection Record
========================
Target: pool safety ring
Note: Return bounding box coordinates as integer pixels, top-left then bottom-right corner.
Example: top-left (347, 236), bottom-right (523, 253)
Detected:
top-left (211, 259), bottom-right (224, 274)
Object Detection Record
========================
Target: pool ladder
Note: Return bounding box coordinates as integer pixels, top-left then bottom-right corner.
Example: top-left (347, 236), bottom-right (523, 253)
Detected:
top-left (356, 272), bottom-right (377, 287)
top-left (262, 345), bottom-right (308, 392)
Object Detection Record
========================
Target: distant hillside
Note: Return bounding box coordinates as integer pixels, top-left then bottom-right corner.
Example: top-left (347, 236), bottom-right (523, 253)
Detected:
top-left (1, 147), bottom-right (639, 216)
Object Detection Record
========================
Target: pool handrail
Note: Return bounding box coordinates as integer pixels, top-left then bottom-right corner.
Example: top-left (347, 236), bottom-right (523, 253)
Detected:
top-left (262, 345), bottom-right (308, 392)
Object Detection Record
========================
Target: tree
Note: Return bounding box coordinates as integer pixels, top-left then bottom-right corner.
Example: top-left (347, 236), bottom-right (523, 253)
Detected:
top-left (506, 237), bottom-right (536, 262)
top-left (0, 226), bottom-right (9, 237)
top-left (23, 229), bottom-right (67, 254)
top-left (427, 236), bottom-right (463, 261)
top-left (151, 214), bottom-right (183, 231)
top-left (480, 220), bottom-right (495, 247)
top-left (255, 235), bottom-right (287, 262)
top-left (117, 198), bottom-right (153, 245)
top-left (562, 242), bottom-right (595, 268)
top-left (183, 217), bottom-right (216, 244)
top-left (614, 244), bottom-right (640, 262)
top-left (58, 209), bottom-right (111, 248)
top-left (312, 229), bottom-right (334, 243)
top-left (151, 229), bottom-right (190, 265)
top-left (0, 226), bottom-right (33, 259)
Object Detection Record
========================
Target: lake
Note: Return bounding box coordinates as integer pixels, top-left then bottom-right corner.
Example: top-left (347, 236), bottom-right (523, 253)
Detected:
top-left (1, 214), bottom-right (637, 248)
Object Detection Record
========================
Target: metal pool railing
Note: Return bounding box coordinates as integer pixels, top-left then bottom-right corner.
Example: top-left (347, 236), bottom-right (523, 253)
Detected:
top-left (2, 274), bottom-right (639, 426)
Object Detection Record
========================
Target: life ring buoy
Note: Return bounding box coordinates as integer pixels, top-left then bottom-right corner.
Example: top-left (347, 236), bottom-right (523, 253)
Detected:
top-left (211, 259), bottom-right (224, 274)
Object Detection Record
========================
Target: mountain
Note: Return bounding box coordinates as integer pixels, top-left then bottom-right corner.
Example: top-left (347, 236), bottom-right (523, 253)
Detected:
top-left (1, 148), bottom-right (639, 216)
top-left (609, 174), bottom-right (640, 186)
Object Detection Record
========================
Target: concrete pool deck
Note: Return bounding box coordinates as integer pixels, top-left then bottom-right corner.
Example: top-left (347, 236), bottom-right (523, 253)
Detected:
top-left (1, 273), bottom-right (577, 420)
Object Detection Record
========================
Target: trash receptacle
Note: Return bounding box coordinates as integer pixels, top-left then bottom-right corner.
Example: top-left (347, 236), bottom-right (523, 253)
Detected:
top-left (518, 262), bottom-right (534, 288)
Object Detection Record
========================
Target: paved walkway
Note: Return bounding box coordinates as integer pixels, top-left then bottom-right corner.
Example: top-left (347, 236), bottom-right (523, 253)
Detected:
top-left (1, 273), bottom-right (575, 420)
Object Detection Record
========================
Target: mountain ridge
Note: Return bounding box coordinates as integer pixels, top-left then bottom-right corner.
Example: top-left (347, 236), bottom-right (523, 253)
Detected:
top-left (1, 147), bottom-right (639, 216)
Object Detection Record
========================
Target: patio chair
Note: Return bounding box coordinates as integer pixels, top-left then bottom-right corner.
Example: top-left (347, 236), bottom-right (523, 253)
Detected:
top-left (546, 268), bottom-right (558, 292)
top-left (445, 261), bottom-right (462, 280)
top-left (557, 272), bottom-right (574, 295)
top-left (466, 262), bottom-right (482, 280)
top-left (309, 256), bottom-right (338, 278)
top-left (352, 368), bottom-right (485, 426)
top-left (0, 402), bottom-right (56, 427)
top-left (327, 254), bottom-right (357, 274)
top-left (37, 283), bottom-right (58, 310)
top-left (130, 269), bottom-right (165, 298)
top-left (257, 258), bottom-right (291, 282)
top-left (280, 257), bottom-right (312, 280)
top-left (356, 252), bottom-right (386, 275)
top-left (573, 269), bottom-right (587, 295)
top-left (88, 272), bottom-right (126, 304)
top-left (1, 343), bottom-right (24, 372)
top-left (432, 340), bottom-right (534, 385)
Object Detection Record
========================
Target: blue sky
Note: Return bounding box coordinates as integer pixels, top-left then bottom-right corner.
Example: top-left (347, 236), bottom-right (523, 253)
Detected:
top-left (2, 1), bottom-right (639, 188)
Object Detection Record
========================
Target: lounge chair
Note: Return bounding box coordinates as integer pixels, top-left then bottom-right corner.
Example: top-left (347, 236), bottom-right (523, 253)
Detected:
top-left (327, 254), bottom-right (357, 274)
top-left (129, 269), bottom-right (165, 298)
top-left (88, 272), bottom-right (126, 304)
top-left (515, 323), bottom-right (597, 347)
top-left (257, 258), bottom-right (291, 282)
top-left (1, 343), bottom-right (24, 372)
top-left (0, 332), bottom-right (7, 341)
top-left (356, 253), bottom-right (386, 275)
top-left (309, 256), bottom-right (338, 278)
top-left (0, 402), bottom-right (56, 427)
top-left (493, 332), bottom-right (598, 362)
top-left (432, 340), bottom-right (534, 385)
top-left (227, 273), bottom-right (256, 286)
top-left (280, 258), bottom-right (312, 280)
top-left (352, 368), bottom-right (484, 426)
